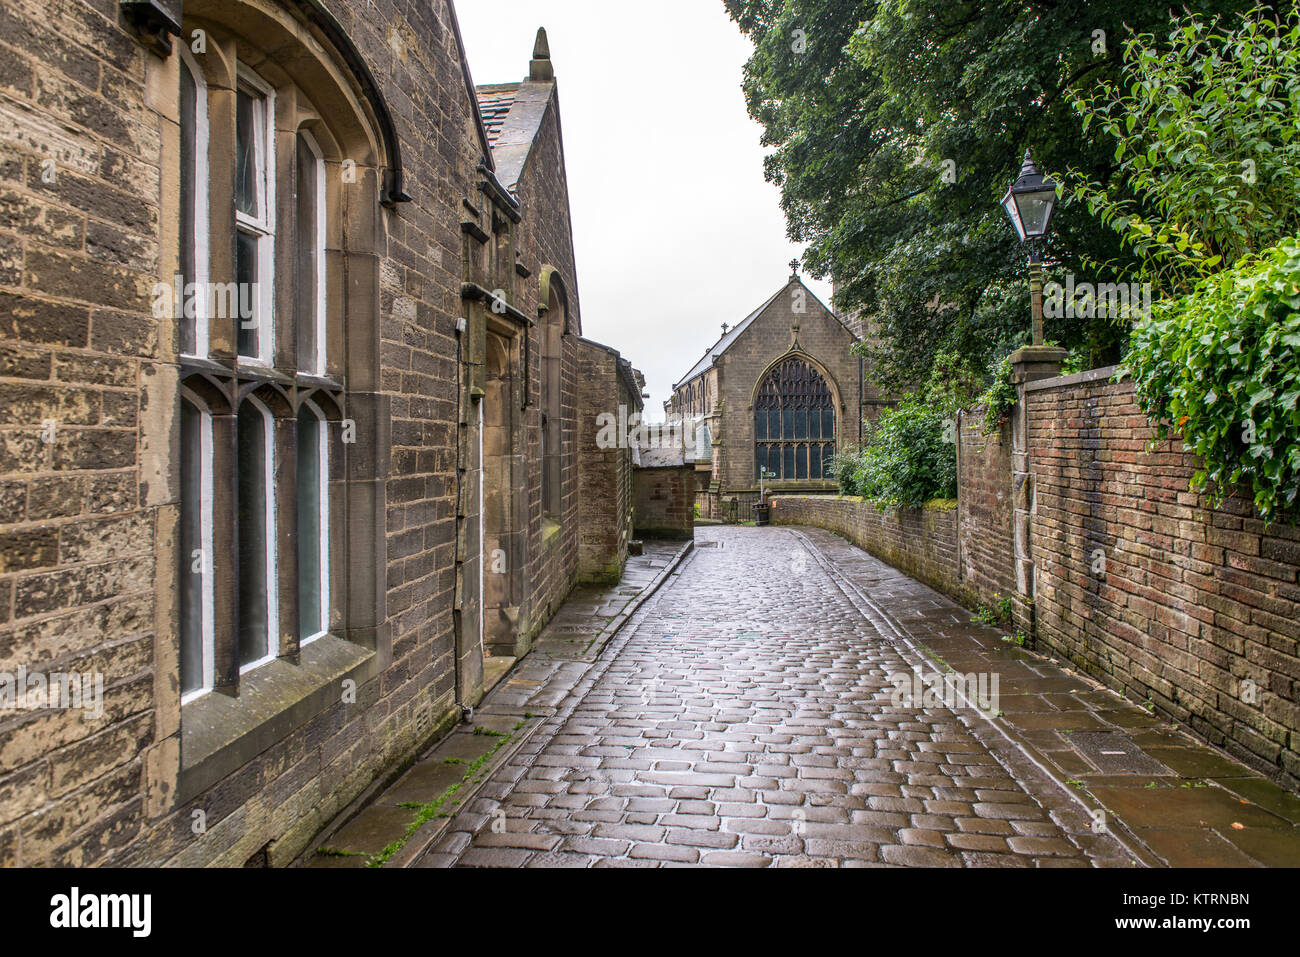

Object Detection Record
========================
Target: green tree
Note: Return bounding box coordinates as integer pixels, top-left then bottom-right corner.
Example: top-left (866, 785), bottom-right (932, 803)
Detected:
top-left (724, 0), bottom-right (1257, 388)
top-left (1076, 7), bottom-right (1300, 522)
top-left (1063, 7), bottom-right (1300, 295)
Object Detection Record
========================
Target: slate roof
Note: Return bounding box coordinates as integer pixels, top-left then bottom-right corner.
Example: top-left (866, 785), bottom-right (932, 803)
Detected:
top-left (476, 84), bottom-right (520, 149)
top-left (638, 446), bottom-right (689, 468)
top-left (672, 279), bottom-right (853, 392)
top-left (672, 286), bottom-right (786, 390)
top-left (474, 80), bottom-right (553, 192)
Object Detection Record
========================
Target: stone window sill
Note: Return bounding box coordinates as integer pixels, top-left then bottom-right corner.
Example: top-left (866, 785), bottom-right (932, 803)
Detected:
top-left (178, 635), bottom-right (376, 804)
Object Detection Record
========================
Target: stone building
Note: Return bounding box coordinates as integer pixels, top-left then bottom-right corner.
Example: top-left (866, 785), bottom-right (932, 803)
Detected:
top-left (0, 0), bottom-right (641, 866)
top-left (667, 267), bottom-right (864, 519)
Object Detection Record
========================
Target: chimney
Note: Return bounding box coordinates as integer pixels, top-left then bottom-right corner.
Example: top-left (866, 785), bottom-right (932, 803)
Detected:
top-left (530, 27), bottom-right (554, 81)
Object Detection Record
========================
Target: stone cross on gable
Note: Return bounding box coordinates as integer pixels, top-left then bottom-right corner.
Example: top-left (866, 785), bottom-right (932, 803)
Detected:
top-left (789, 259), bottom-right (800, 278)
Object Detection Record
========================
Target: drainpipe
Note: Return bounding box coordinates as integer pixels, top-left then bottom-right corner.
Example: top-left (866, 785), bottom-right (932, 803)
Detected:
top-left (453, 315), bottom-right (470, 722)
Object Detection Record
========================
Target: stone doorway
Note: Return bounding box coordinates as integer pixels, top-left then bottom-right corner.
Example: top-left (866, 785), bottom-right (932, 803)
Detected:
top-left (482, 329), bottom-right (525, 663)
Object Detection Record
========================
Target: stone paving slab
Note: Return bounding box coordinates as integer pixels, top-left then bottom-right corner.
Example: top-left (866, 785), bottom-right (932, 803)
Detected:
top-left (295, 541), bottom-right (693, 868)
top-left (789, 525), bottom-right (1300, 868)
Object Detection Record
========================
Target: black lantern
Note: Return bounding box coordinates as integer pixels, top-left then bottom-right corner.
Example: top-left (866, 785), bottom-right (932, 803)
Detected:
top-left (1002, 148), bottom-right (1058, 346)
top-left (1001, 149), bottom-right (1058, 242)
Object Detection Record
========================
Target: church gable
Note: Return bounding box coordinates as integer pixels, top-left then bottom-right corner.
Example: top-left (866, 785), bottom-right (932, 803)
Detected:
top-left (475, 29), bottom-right (582, 334)
top-left (714, 277), bottom-right (857, 401)
top-left (672, 271), bottom-right (864, 515)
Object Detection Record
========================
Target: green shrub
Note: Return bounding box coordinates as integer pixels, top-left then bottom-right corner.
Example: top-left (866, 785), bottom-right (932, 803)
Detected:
top-left (1063, 8), bottom-right (1300, 296)
top-left (853, 398), bottom-right (957, 509)
top-left (1123, 237), bottom-right (1300, 521)
top-left (832, 353), bottom-right (975, 507)
top-left (829, 445), bottom-right (862, 496)
top-left (978, 354), bottom-right (1017, 434)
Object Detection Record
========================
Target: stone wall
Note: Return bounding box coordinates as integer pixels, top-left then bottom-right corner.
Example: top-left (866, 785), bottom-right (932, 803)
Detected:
top-left (513, 89), bottom-right (583, 642)
top-left (1027, 370), bottom-right (1300, 788)
top-left (769, 496), bottom-right (971, 607)
top-left (0, 0), bottom-right (636, 866)
top-left (575, 339), bottom-right (638, 584)
top-left (0, 0), bottom-right (497, 868)
top-left (634, 466), bottom-right (694, 541)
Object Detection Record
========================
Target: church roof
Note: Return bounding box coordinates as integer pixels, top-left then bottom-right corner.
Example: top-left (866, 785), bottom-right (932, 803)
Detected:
top-left (671, 284), bottom-right (788, 390)
top-left (472, 30), bottom-right (560, 193)
top-left (672, 278), bottom-right (853, 392)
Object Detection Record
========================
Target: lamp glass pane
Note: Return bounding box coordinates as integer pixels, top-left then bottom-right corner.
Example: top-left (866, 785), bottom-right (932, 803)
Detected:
top-left (1002, 193), bottom-right (1025, 241)
top-left (1014, 189), bottom-right (1055, 238)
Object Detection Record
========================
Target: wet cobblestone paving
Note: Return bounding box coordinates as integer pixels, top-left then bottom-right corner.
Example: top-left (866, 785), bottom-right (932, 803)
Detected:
top-left (421, 526), bottom-right (1136, 867)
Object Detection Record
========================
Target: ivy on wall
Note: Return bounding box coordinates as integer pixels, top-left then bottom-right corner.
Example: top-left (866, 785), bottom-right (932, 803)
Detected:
top-left (1123, 238), bottom-right (1300, 521)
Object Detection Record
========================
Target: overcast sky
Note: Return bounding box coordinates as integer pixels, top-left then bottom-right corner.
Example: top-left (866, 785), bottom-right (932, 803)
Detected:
top-left (455, 0), bottom-right (834, 416)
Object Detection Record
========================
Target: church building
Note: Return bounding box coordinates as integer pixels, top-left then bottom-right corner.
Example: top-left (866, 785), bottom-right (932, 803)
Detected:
top-left (666, 266), bottom-right (865, 520)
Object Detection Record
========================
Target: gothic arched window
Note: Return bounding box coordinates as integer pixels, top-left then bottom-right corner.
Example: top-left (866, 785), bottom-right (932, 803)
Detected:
top-left (172, 3), bottom-right (391, 701)
top-left (754, 357), bottom-right (836, 482)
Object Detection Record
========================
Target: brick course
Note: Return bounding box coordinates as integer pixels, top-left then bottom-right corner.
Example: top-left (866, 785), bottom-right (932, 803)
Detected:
top-left (1028, 375), bottom-right (1300, 788)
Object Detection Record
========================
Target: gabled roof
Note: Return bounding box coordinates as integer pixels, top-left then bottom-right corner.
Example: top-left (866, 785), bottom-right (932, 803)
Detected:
top-left (672, 278), bottom-right (853, 392)
top-left (672, 285), bottom-right (786, 390)
top-left (472, 29), bottom-right (561, 193)
top-left (477, 84), bottom-right (520, 148)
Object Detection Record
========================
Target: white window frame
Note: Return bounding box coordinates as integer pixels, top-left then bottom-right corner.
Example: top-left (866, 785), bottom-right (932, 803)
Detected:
top-left (178, 47), bottom-right (210, 358)
top-left (180, 389), bottom-right (215, 704)
top-left (240, 396), bottom-right (279, 674)
top-left (235, 65), bottom-right (276, 367)
top-left (298, 129), bottom-right (327, 376)
top-left (300, 398), bottom-right (330, 646)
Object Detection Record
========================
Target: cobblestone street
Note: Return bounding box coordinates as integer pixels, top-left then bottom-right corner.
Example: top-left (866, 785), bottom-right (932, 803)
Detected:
top-left (418, 526), bottom-right (1137, 868)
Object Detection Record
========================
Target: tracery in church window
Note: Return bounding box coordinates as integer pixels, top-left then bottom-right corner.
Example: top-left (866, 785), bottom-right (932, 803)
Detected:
top-left (754, 357), bottom-right (835, 481)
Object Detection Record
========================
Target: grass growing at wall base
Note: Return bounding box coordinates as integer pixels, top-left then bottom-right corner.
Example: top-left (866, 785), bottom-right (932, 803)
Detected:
top-left (364, 717), bottom-right (531, 868)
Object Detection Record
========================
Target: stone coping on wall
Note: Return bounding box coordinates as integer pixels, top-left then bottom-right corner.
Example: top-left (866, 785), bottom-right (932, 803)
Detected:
top-left (1023, 364), bottom-right (1122, 392)
top-left (770, 493), bottom-right (957, 512)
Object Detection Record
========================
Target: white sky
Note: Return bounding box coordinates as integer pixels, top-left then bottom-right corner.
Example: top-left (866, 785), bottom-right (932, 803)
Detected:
top-left (455, 0), bottom-right (834, 416)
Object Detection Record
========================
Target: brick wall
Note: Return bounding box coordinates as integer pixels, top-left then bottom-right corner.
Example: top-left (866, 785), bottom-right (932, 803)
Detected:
top-left (770, 496), bottom-right (973, 607)
top-left (956, 411), bottom-right (1017, 608)
top-left (1027, 371), bottom-right (1300, 788)
top-left (634, 466), bottom-right (694, 541)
